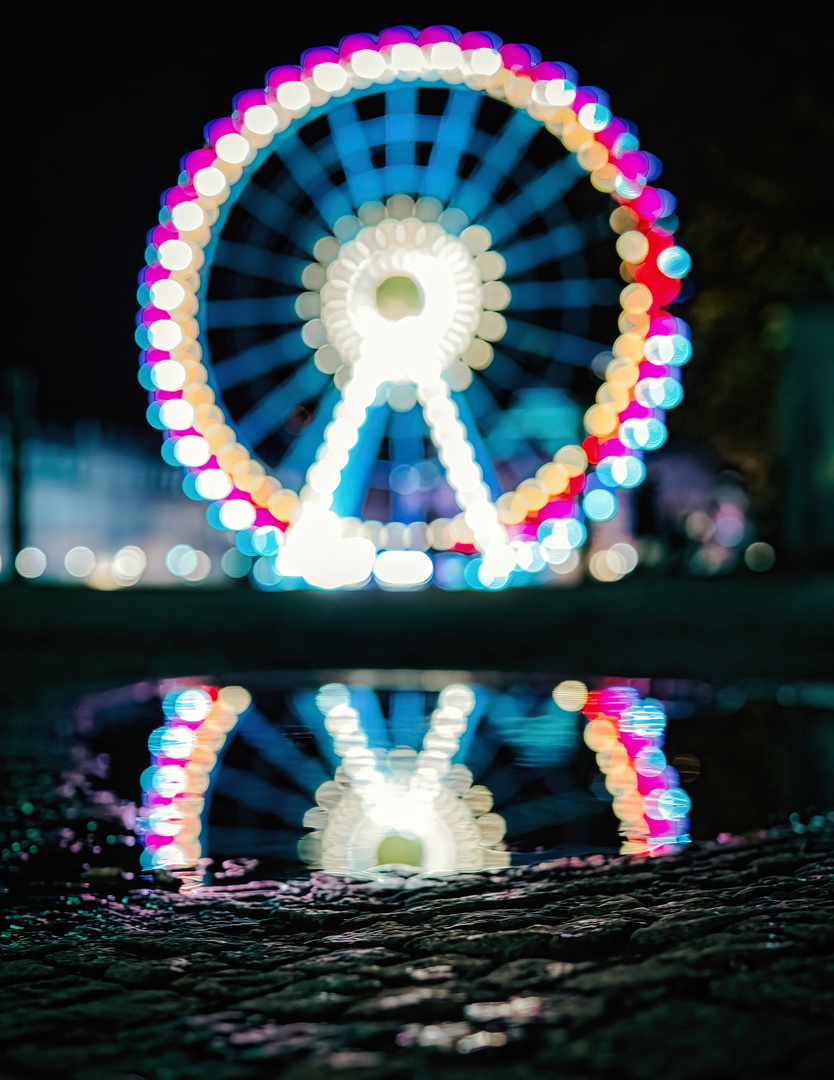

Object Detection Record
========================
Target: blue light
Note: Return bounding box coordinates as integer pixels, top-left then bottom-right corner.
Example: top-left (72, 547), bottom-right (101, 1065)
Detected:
top-left (583, 489), bottom-right (618, 522)
top-left (657, 246), bottom-right (692, 279)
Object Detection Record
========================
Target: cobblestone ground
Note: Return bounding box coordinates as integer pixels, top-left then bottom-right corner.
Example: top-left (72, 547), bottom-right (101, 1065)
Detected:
top-left (1, 826), bottom-right (832, 1080)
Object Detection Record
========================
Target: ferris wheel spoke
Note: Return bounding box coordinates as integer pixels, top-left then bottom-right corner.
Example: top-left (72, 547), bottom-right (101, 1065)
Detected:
top-left (388, 690), bottom-right (426, 748)
top-left (384, 84), bottom-right (419, 172)
top-left (212, 329), bottom-right (307, 391)
top-left (346, 685), bottom-right (390, 750)
top-left (328, 100), bottom-right (386, 206)
top-left (501, 225), bottom-right (584, 276)
top-left (237, 708), bottom-right (331, 793)
top-left (424, 89), bottom-right (481, 202)
top-left (450, 109), bottom-right (541, 224)
top-left (484, 155), bottom-right (585, 246)
top-left (214, 765), bottom-right (312, 823)
top-left (506, 279), bottom-right (614, 312)
top-left (208, 826), bottom-right (307, 858)
top-left (271, 130), bottom-right (355, 232)
top-left (275, 384), bottom-right (343, 484)
top-left (502, 317), bottom-right (606, 366)
top-left (238, 182), bottom-right (328, 256)
top-left (212, 239), bottom-right (307, 287)
top-left (206, 296), bottom-right (299, 330)
top-left (237, 360), bottom-right (329, 447)
top-left (451, 391), bottom-right (503, 500)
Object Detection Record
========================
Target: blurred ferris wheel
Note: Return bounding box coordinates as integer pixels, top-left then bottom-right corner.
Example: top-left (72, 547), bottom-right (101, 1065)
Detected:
top-left (137, 27), bottom-right (692, 591)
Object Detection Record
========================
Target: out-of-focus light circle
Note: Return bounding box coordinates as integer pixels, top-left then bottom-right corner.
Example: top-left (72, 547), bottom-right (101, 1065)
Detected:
top-left (714, 515), bottom-right (745, 548)
top-left (64, 546), bottom-right (96, 578)
top-left (15, 547), bottom-right (46, 578)
top-left (215, 132), bottom-right (251, 164)
top-left (635, 746), bottom-right (667, 777)
top-left (173, 435), bottom-right (211, 467)
top-left (635, 377), bottom-right (684, 410)
top-left (252, 554), bottom-right (281, 587)
top-left (221, 548), bottom-right (251, 578)
top-left (645, 333), bottom-right (691, 367)
top-left (159, 399), bottom-right (195, 431)
top-left (276, 81), bottom-right (311, 110)
top-left (244, 104), bottom-right (278, 134)
top-left (150, 359), bottom-right (186, 391)
top-left (194, 167), bottom-right (226, 198)
top-left (252, 525), bottom-right (283, 555)
top-left (655, 788), bottom-right (692, 821)
top-left (111, 545), bottom-right (147, 585)
top-left (157, 239), bottom-right (192, 272)
top-left (609, 542), bottom-right (638, 574)
top-left (471, 47), bottom-right (501, 75)
top-left (149, 279), bottom-right (186, 311)
top-left (219, 499), bottom-right (257, 531)
top-left (615, 231), bottom-right (649, 263)
top-left (170, 202), bottom-right (205, 233)
top-left (195, 469), bottom-right (233, 500)
top-left (351, 49), bottom-right (386, 79)
top-left (578, 102), bottom-right (611, 131)
top-left (149, 725), bottom-right (197, 759)
top-left (597, 455), bottom-right (645, 488)
top-left (219, 685), bottom-right (252, 713)
top-left (166, 544), bottom-right (197, 578)
top-left (553, 680), bottom-right (588, 711)
top-left (373, 549), bottom-right (433, 588)
top-left (657, 246), bottom-right (692, 278)
top-left (313, 62), bottom-right (348, 92)
top-left (389, 464), bottom-right (420, 495)
top-left (589, 549), bottom-right (624, 582)
top-left (744, 541), bottom-right (776, 572)
top-left (619, 418), bottom-right (667, 451)
top-left (152, 764), bottom-right (188, 798)
top-left (165, 688), bottom-right (211, 721)
top-left (539, 517), bottom-right (586, 549)
top-left (147, 320), bottom-right (182, 351)
top-left (149, 805), bottom-right (186, 837)
top-left (184, 551), bottom-right (211, 582)
top-left (584, 489), bottom-right (618, 521)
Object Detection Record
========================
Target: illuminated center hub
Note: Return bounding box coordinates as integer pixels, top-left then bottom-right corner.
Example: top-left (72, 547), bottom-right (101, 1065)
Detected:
top-left (320, 217), bottom-right (484, 382)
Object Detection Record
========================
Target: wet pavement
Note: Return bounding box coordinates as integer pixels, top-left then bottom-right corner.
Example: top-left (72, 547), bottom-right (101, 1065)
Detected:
top-left (1, 824), bottom-right (832, 1079)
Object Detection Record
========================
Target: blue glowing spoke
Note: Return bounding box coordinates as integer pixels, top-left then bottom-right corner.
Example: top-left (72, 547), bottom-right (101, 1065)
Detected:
top-left (208, 826), bottom-right (306, 858)
top-left (206, 296), bottom-right (299, 330)
top-left (453, 689), bottom-right (488, 763)
top-left (212, 239), bottom-right (307, 286)
top-left (385, 85), bottom-right (418, 171)
top-left (451, 109), bottom-right (541, 223)
top-left (502, 794), bottom-right (583, 834)
top-left (238, 182), bottom-right (327, 255)
top-left (506, 279), bottom-right (612, 312)
top-left (502, 317), bottom-right (606, 366)
top-left (463, 724), bottom-right (501, 779)
top-left (275, 384), bottom-right (342, 485)
top-left (389, 690), bottom-right (426, 748)
top-left (214, 765), bottom-right (312, 824)
top-left (424, 89), bottom-right (481, 202)
top-left (212, 328), bottom-right (308, 391)
top-left (235, 709), bottom-right (330, 794)
top-left (484, 156), bottom-right (585, 246)
top-left (451, 391), bottom-right (503, 500)
top-left (348, 685), bottom-right (389, 750)
top-left (388, 405), bottom-right (424, 523)
top-left (501, 224), bottom-right (585, 276)
top-left (289, 692), bottom-right (341, 769)
top-left (328, 99), bottom-right (385, 205)
top-left (238, 360), bottom-right (329, 448)
top-left (273, 129), bottom-right (355, 231)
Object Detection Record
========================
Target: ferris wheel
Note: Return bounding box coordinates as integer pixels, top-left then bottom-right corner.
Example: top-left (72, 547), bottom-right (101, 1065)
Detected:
top-left (137, 27), bottom-right (692, 591)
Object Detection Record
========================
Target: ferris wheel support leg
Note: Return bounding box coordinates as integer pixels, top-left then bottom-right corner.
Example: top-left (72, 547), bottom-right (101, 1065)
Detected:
top-left (415, 374), bottom-right (514, 580)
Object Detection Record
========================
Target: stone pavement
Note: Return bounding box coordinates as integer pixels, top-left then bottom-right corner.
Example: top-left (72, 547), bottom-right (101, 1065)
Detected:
top-left (1, 826), bottom-right (832, 1079)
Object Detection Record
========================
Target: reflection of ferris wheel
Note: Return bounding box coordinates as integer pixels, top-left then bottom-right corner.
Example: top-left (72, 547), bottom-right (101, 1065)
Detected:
top-left (138, 27), bottom-right (692, 591)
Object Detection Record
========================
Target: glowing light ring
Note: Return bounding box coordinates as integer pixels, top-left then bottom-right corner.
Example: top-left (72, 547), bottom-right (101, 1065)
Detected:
top-left (138, 684), bottom-right (251, 872)
top-left (582, 686), bottom-right (690, 855)
top-left (138, 26), bottom-right (691, 588)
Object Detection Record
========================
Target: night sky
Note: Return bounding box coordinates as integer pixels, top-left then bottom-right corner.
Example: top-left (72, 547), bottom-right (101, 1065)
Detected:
top-left (9, 6), bottom-right (828, 447)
